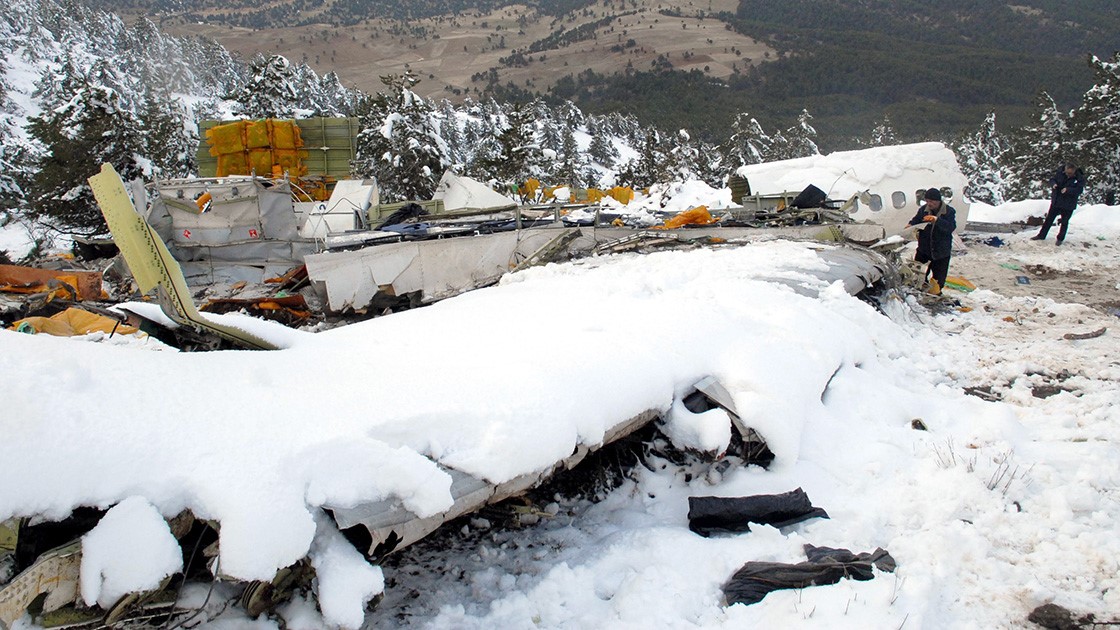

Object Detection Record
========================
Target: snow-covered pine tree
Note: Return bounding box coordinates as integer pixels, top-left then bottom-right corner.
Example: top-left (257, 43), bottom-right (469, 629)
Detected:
top-left (189, 37), bottom-right (245, 97)
top-left (769, 109), bottom-right (819, 160)
top-left (551, 124), bottom-right (585, 187)
top-left (619, 127), bottom-right (671, 189)
top-left (437, 99), bottom-right (465, 167)
top-left (536, 107), bottom-right (564, 157)
top-left (1005, 91), bottom-right (1070, 200)
top-left (234, 54), bottom-right (302, 119)
top-left (1070, 52), bottom-right (1120, 203)
top-left (586, 117), bottom-right (620, 168)
top-left (27, 83), bottom-right (144, 233)
top-left (318, 71), bottom-right (358, 117)
top-left (352, 72), bottom-right (448, 201)
top-left (868, 115), bottom-right (898, 147)
top-left (32, 52), bottom-right (88, 112)
top-left (139, 87), bottom-right (197, 180)
top-left (722, 113), bottom-right (772, 166)
top-left (954, 111), bottom-right (1011, 205)
top-left (468, 101), bottom-right (538, 186)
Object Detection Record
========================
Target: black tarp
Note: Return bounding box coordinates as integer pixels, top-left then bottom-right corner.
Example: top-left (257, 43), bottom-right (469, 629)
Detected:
top-left (723, 545), bottom-right (897, 606)
top-left (375, 202), bottom-right (429, 230)
top-left (688, 488), bottom-right (828, 537)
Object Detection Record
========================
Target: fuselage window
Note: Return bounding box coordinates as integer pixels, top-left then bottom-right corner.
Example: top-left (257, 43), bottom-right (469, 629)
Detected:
top-left (869, 194), bottom-right (883, 212)
top-left (891, 191), bottom-right (907, 209)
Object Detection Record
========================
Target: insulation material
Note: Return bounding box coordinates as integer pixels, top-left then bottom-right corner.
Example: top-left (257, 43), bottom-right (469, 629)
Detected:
top-left (206, 120), bottom-right (308, 178)
top-left (11, 307), bottom-right (138, 337)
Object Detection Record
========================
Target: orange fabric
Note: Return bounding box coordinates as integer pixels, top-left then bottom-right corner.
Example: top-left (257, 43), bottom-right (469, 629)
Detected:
top-left (655, 206), bottom-right (719, 230)
top-left (11, 307), bottom-right (139, 337)
top-left (607, 187), bottom-right (635, 205)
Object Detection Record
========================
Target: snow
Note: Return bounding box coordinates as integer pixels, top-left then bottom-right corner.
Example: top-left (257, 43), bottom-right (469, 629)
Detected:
top-left (79, 497), bottom-right (183, 608)
top-left (3, 201), bottom-right (1120, 628)
top-left (971, 200), bottom-right (1120, 234)
top-left (309, 513), bottom-right (385, 629)
top-left (0, 216), bottom-right (36, 260)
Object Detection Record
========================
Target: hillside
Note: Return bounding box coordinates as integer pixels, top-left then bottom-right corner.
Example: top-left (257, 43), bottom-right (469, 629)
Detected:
top-left (84, 0), bottom-right (1120, 147)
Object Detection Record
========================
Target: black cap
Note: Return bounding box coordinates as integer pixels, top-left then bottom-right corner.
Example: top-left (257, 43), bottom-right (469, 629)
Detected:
top-left (924, 187), bottom-right (942, 201)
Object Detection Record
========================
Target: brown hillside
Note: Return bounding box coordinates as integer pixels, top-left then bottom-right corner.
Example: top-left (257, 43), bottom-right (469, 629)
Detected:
top-left (159, 0), bottom-right (772, 101)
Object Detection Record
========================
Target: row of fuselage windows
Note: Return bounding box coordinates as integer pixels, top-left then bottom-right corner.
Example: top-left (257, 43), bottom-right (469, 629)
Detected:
top-left (859, 187), bottom-right (955, 212)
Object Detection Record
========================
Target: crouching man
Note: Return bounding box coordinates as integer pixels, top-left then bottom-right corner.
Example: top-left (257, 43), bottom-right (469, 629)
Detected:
top-left (907, 187), bottom-right (957, 295)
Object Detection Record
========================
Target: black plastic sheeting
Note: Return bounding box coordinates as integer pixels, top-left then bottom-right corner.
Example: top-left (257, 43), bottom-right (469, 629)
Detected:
top-left (375, 202), bottom-right (429, 230)
top-left (688, 488), bottom-right (829, 537)
top-left (790, 184), bottom-right (827, 209)
top-left (723, 545), bottom-right (897, 606)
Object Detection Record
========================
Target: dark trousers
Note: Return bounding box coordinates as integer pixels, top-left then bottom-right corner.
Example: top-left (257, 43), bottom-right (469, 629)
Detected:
top-left (927, 257), bottom-right (950, 288)
top-left (1038, 204), bottom-right (1074, 241)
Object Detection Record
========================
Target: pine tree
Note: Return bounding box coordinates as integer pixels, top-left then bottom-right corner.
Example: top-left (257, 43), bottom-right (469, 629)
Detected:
top-left (1070, 53), bottom-right (1120, 203)
top-left (587, 117), bottom-right (620, 167)
top-left (619, 128), bottom-right (671, 189)
top-left (468, 101), bottom-right (538, 186)
top-left (552, 124), bottom-right (585, 187)
top-left (318, 71), bottom-right (357, 117)
top-left (139, 88), bottom-right (197, 180)
top-left (352, 72), bottom-right (448, 201)
top-left (27, 84), bottom-right (144, 233)
top-left (722, 113), bottom-right (772, 166)
top-left (954, 111), bottom-right (1010, 205)
top-left (1006, 92), bottom-right (1070, 200)
top-left (868, 115), bottom-right (898, 147)
top-left (770, 109), bottom-right (819, 160)
top-left (234, 54), bottom-right (302, 119)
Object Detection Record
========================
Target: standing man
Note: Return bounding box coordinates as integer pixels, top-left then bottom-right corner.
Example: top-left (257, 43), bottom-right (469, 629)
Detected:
top-left (907, 188), bottom-right (957, 296)
top-left (1031, 163), bottom-right (1086, 245)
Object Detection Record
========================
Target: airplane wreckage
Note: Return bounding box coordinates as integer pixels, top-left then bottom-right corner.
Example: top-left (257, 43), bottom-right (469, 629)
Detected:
top-left (0, 119), bottom-right (972, 628)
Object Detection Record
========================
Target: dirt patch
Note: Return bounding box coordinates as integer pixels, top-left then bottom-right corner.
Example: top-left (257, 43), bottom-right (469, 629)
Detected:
top-left (949, 232), bottom-right (1120, 316)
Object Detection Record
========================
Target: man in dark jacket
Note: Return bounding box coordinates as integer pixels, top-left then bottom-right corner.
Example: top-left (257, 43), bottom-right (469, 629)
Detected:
top-left (1031, 163), bottom-right (1085, 245)
top-left (907, 188), bottom-right (957, 295)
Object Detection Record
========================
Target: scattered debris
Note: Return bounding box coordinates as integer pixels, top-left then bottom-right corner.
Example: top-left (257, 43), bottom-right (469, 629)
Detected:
top-left (1017, 276), bottom-right (1031, 285)
top-left (1063, 327), bottom-right (1106, 341)
top-left (964, 386), bottom-right (1001, 402)
top-left (201, 294), bottom-right (313, 327)
top-left (944, 276), bottom-right (976, 292)
top-left (654, 205), bottom-right (720, 230)
top-left (911, 418), bottom-right (929, 430)
top-left (1026, 603), bottom-right (1114, 630)
top-left (688, 489), bottom-right (829, 537)
top-left (89, 163), bottom-right (281, 351)
top-left (722, 545), bottom-right (896, 606)
top-left (0, 263), bottom-right (104, 302)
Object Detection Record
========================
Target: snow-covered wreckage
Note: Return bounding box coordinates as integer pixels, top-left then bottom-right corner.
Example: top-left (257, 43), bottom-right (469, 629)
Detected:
top-left (1, 126), bottom-right (944, 628)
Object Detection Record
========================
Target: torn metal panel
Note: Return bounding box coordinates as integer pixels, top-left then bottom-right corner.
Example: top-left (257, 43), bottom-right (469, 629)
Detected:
top-left (329, 409), bottom-right (660, 558)
top-left (147, 177), bottom-right (318, 280)
top-left (88, 164), bottom-right (279, 351)
top-left (432, 171), bottom-right (519, 213)
top-left (298, 179), bottom-right (378, 239)
top-left (0, 541), bottom-right (81, 630)
top-left (306, 225), bottom-right (888, 314)
top-left (305, 228), bottom-right (581, 312)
